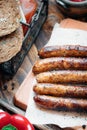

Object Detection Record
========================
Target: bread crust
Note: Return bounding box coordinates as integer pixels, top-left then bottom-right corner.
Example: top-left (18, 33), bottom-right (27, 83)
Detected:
top-left (0, 25), bottom-right (23, 63)
top-left (0, 0), bottom-right (21, 37)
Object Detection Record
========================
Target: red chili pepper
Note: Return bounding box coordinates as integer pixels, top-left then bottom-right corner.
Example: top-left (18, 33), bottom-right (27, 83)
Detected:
top-left (0, 112), bottom-right (34, 130)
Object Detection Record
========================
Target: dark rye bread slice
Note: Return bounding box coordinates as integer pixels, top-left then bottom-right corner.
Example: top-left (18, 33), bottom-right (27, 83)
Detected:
top-left (0, 0), bottom-right (21, 37)
top-left (0, 25), bottom-right (24, 63)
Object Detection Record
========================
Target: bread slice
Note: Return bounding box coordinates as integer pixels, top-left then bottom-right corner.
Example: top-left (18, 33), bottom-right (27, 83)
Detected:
top-left (0, 0), bottom-right (21, 37)
top-left (0, 25), bottom-right (24, 63)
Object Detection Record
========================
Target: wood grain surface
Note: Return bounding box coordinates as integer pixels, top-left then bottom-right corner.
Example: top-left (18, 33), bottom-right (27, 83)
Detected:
top-left (14, 70), bottom-right (36, 110)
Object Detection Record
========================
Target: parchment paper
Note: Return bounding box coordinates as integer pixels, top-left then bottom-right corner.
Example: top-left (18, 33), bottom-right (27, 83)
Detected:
top-left (25, 23), bottom-right (87, 127)
top-left (47, 23), bottom-right (87, 46)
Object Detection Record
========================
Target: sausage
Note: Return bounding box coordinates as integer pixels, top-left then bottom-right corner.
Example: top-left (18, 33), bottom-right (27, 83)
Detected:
top-left (33, 57), bottom-right (87, 74)
top-left (34, 95), bottom-right (87, 112)
top-left (33, 83), bottom-right (87, 98)
top-left (36, 70), bottom-right (87, 84)
top-left (38, 45), bottom-right (87, 58)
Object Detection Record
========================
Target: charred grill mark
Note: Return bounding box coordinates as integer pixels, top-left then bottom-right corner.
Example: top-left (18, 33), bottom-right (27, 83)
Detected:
top-left (33, 83), bottom-right (87, 98)
top-left (33, 57), bottom-right (87, 74)
top-left (38, 45), bottom-right (87, 58)
top-left (36, 70), bottom-right (87, 84)
top-left (34, 95), bottom-right (87, 112)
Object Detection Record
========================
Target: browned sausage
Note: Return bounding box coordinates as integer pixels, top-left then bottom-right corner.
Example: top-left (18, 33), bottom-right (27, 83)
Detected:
top-left (33, 57), bottom-right (87, 74)
top-left (38, 45), bottom-right (87, 58)
top-left (33, 83), bottom-right (87, 98)
top-left (36, 70), bottom-right (87, 84)
top-left (34, 95), bottom-right (87, 112)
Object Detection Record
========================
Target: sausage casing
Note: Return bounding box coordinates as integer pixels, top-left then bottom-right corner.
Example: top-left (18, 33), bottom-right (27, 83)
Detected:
top-left (38, 45), bottom-right (87, 58)
top-left (33, 83), bottom-right (87, 98)
top-left (36, 70), bottom-right (87, 84)
top-left (34, 95), bottom-right (87, 112)
top-left (33, 57), bottom-right (87, 74)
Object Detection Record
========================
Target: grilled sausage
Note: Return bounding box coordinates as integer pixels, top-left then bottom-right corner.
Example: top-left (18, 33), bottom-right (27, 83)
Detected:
top-left (33, 83), bottom-right (87, 98)
top-left (36, 70), bottom-right (87, 84)
top-left (33, 57), bottom-right (87, 74)
top-left (34, 95), bottom-right (87, 112)
top-left (38, 45), bottom-right (87, 58)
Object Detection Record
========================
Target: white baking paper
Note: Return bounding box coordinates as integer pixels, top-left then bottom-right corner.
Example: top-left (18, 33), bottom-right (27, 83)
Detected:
top-left (26, 89), bottom-right (87, 127)
top-left (46, 23), bottom-right (87, 46)
top-left (25, 23), bottom-right (87, 127)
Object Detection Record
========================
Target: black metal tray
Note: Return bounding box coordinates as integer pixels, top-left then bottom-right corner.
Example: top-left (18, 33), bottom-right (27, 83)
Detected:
top-left (0, 0), bottom-right (48, 76)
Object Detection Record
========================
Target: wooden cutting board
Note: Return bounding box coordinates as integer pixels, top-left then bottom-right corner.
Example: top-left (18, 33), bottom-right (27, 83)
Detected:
top-left (14, 69), bottom-right (36, 110)
top-left (14, 18), bottom-right (87, 111)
